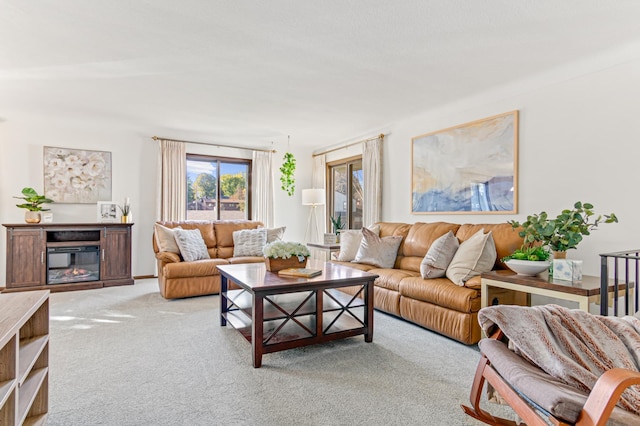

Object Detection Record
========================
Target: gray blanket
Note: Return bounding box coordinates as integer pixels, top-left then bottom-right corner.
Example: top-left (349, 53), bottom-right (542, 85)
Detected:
top-left (478, 304), bottom-right (640, 416)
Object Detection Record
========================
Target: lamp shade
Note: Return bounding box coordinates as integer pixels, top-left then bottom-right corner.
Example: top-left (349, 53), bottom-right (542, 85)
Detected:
top-left (302, 188), bottom-right (325, 206)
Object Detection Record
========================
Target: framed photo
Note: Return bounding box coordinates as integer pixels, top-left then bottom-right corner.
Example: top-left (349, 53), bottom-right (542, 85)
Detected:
top-left (411, 111), bottom-right (518, 214)
top-left (97, 201), bottom-right (118, 223)
top-left (43, 146), bottom-right (112, 203)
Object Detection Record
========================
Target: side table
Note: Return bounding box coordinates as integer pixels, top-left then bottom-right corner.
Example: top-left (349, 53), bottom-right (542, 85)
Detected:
top-left (481, 270), bottom-right (633, 312)
top-left (307, 242), bottom-right (341, 261)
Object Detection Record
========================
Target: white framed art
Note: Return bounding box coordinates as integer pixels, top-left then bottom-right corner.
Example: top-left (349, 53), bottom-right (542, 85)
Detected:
top-left (44, 146), bottom-right (112, 203)
top-left (97, 201), bottom-right (118, 223)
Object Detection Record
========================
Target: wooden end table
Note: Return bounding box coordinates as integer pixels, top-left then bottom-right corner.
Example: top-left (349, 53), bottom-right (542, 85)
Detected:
top-left (307, 242), bottom-right (341, 261)
top-left (218, 260), bottom-right (378, 368)
top-left (481, 270), bottom-right (634, 312)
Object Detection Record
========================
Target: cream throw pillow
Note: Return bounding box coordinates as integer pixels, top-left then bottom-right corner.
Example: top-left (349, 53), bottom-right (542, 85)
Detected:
top-left (154, 224), bottom-right (182, 254)
top-left (266, 226), bottom-right (286, 243)
top-left (337, 224), bottom-right (381, 262)
top-left (420, 230), bottom-right (460, 279)
top-left (233, 228), bottom-right (267, 257)
top-left (352, 227), bottom-right (402, 269)
top-left (446, 229), bottom-right (496, 286)
top-left (172, 228), bottom-right (210, 262)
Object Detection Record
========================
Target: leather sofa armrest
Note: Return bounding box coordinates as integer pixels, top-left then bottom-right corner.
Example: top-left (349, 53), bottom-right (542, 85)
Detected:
top-left (156, 252), bottom-right (181, 263)
top-left (464, 275), bottom-right (482, 289)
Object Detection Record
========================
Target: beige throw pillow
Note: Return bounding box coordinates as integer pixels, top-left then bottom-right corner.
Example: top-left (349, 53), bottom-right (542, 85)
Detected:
top-left (266, 226), bottom-right (286, 243)
top-left (446, 229), bottom-right (496, 286)
top-left (337, 224), bottom-right (381, 262)
top-left (420, 230), bottom-right (460, 279)
top-left (173, 228), bottom-right (210, 262)
top-left (154, 223), bottom-right (182, 254)
top-left (233, 228), bottom-right (267, 257)
top-left (352, 227), bottom-right (402, 269)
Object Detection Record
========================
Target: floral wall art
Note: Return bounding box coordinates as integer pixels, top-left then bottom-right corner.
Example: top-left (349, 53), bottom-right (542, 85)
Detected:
top-left (43, 147), bottom-right (112, 203)
top-left (411, 111), bottom-right (518, 214)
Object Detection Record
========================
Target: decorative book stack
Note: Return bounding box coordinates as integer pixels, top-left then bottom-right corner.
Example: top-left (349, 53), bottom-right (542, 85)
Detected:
top-left (277, 268), bottom-right (322, 278)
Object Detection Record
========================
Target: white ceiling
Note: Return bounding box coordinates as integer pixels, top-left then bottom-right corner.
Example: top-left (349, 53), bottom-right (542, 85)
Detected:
top-left (2, 1), bottom-right (640, 148)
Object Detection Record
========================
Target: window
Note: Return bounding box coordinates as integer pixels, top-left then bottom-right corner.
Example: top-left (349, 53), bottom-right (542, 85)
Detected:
top-left (186, 154), bottom-right (252, 220)
top-left (328, 156), bottom-right (363, 230)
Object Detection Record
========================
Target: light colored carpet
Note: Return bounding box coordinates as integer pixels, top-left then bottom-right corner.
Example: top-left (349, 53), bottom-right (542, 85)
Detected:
top-left (47, 279), bottom-right (514, 425)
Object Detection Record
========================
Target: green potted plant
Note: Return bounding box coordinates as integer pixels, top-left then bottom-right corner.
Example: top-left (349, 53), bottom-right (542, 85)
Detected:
top-left (13, 187), bottom-right (54, 224)
top-left (330, 214), bottom-right (345, 233)
top-left (327, 214), bottom-right (345, 244)
top-left (501, 245), bottom-right (551, 276)
top-left (508, 201), bottom-right (618, 258)
top-left (279, 152), bottom-right (296, 196)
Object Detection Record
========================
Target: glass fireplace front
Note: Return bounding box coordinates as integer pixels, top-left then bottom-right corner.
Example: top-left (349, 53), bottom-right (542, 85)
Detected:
top-left (47, 245), bottom-right (100, 284)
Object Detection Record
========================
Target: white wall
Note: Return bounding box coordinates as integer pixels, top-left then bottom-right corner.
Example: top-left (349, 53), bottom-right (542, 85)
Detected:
top-left (374, 52), bottom-right (640, 277)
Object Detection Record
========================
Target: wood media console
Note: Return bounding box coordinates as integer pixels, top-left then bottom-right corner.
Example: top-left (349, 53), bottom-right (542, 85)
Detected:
top-left (3, 223), bottom-right (133, 293)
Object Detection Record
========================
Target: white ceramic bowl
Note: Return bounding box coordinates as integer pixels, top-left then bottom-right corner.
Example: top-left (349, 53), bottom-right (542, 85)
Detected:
top-left (504, 259), bottom-right (550, 276)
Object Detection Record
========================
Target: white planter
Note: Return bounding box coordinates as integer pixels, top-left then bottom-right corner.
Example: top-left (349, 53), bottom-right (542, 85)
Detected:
top-left (504, 259), bottom-right (550, 276)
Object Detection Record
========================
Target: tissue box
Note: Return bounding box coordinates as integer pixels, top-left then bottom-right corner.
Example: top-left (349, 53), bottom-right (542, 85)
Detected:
top-left (553, 259), bottom-right (583, 281)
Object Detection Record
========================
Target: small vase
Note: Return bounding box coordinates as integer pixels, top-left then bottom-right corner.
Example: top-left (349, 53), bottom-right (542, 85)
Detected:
top-left (549, 251), bottom-right (567, 276)
top-left (121, 215), bottom-right (129, 223)
top-left (553, 251), bottom-right (567, 260)
top-left (24, 211), bottom-right (41, 224)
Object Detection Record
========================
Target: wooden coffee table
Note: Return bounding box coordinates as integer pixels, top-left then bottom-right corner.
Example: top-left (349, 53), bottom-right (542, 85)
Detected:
top-left (218, 260), bottom-right (378, 368)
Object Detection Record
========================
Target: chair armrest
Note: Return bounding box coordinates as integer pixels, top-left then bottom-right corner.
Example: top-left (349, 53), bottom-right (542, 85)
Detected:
top-left (156, 251), bottom-right (181, 263)
top-left (578, 368), bottom-right (640, 426)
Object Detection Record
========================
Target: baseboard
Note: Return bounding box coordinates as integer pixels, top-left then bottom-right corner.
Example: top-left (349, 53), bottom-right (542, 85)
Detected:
top-left (134, 275), bottom-right (157, 279)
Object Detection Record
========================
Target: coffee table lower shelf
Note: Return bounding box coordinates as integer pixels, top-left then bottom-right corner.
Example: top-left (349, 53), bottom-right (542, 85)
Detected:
top-left (222, 288), bottom-right (367, 354)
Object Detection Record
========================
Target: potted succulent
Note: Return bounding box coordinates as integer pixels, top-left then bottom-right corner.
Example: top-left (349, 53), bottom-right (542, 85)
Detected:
top-left (329, 214), bottom-right (345, 242)
top-left (263, 241), bottom-right (310, 272)
top-left (13, 187), bottom-right (54, 224)
top-left (119, 198), bottom-right (132, 223)
top-left (501, 245), bottom-right (551, 276)
top-left (508, 201), bottom-right (618, 258)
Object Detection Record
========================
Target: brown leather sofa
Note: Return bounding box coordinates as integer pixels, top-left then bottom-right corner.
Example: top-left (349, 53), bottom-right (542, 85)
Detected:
top-left (332, 221), bottom-right (523, 345)
top-left (152, 220), bottom-right (265, 299)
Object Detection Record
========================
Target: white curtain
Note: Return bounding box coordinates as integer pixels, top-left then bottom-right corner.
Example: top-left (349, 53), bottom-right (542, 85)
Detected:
top-left (156, 139), bottom-right (186, 221)
top-left (362, 136), bottom-right (383, 227)
top-left (311, 154), bottom-right (326, 237)
top-left (312, 154), bottom-right (326, 189)
top-left (252, 150), bottom-right (274, 227)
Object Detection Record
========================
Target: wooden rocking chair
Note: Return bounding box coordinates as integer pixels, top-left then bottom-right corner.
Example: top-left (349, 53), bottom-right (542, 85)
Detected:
top-left (461, 328), bottom-right (640, 426)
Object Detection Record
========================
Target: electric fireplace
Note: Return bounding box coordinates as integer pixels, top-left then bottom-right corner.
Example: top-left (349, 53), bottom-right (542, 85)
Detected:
top-left (47, 245), bottom-right (100, 284)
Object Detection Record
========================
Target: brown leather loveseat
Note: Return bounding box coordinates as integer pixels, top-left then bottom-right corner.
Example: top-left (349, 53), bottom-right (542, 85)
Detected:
top-left (332, 221), bottom-right (523, 345)
top-left (152, 220), bottom-right (266, 299)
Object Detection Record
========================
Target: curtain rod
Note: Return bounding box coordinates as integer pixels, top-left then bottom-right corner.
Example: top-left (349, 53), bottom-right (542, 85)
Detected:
top-left (151, 136), bottom-right (276, 153)
top-left (313, 133), bottom-right (385, 157)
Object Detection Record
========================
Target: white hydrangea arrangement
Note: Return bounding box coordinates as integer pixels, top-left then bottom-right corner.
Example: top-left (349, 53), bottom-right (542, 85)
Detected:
top-left (263, 241), bottom-right (310, 259)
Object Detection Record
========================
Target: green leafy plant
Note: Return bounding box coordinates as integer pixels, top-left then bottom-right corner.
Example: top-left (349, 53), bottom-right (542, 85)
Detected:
top-left (119, 204), bottom-right (131, 216)
top-left (508, 201), bottom-right (618, 253)
top-left (330, 214), bottom-right (345, 234)
top-left (279, 152), bottom-right (296, 196)
top-left (502, 246), bottom-right (550, 262)
top-left (13, 187), bottom-right (54, 211)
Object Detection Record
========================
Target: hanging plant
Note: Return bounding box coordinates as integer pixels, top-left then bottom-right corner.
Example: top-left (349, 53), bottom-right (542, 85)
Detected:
top-left (279, 152), bottom-right (296, 196)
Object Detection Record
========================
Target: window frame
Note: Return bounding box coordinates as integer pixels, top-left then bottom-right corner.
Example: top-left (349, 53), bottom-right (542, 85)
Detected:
top-left (186, 153), bottom-right (253, 220)
top-left (326, 155), bottom-right (363, 231)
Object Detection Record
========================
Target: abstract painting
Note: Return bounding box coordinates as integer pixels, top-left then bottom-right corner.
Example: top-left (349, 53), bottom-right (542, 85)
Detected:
top-left (43, 147), bottom-right (112, 203)
top-left (412, 111), bottom-right (518, 214)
